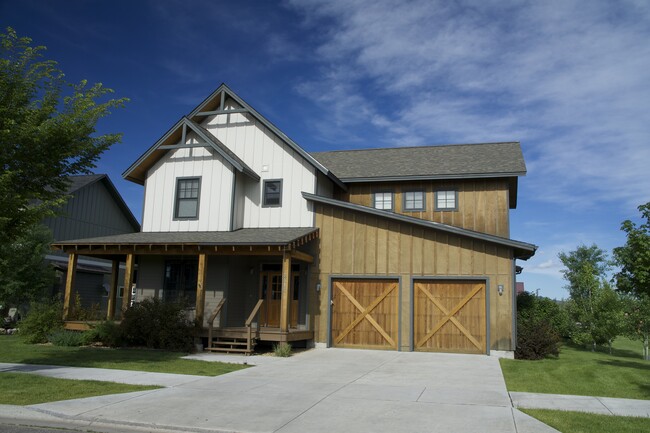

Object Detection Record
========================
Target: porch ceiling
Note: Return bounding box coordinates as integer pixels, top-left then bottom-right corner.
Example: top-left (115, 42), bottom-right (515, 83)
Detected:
top-left (51, 227), bottom-right (319, 258)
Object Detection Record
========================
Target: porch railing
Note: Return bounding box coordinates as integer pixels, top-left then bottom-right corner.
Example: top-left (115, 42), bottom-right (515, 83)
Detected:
top-left (206, 298), bottom-right (227, 349)
top-left (245, 299), bottom-right (264, 353)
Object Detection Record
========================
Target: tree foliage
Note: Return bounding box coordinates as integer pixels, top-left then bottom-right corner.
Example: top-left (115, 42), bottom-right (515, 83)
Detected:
top-left (621, 294), bottom-right (650, 361)
top-left (614, 202), bottom-right (650, 299)
top-left (0, 223), bottom-right (54, 307)
top-left (0, 27), bottom-right (127, 247)
top-left (515, 292), bottom-right (565, 360)
top-left (559, 245), bottom-right (623, 350)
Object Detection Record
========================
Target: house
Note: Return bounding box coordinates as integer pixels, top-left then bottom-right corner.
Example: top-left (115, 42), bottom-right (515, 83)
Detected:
top-left (45, 174), bottom-right (140, 317)
top-left (52, 84), bottom-right (536, 356)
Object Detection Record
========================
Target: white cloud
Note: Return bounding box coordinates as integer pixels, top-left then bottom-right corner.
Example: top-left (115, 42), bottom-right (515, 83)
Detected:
top-left (286, 0), bottom-right (650, 208)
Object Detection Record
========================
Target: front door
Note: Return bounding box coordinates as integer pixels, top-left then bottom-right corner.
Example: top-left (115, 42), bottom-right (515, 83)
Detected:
top-left (259, 271), bottom-right (300, 328)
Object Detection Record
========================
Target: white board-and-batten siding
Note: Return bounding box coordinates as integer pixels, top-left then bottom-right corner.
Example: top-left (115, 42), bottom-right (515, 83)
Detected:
top-left (142, 145), bottom-right (234, 232)
top-left (202, 105), bottom-right (317, 229)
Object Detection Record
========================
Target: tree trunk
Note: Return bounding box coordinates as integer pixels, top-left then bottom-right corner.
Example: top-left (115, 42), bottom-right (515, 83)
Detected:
top-left (644, 334), bottom-right (649, 361)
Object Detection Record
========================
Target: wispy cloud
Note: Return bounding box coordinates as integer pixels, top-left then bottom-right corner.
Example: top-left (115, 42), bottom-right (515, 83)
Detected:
top-left (286, 0), bottom-right (650, 209)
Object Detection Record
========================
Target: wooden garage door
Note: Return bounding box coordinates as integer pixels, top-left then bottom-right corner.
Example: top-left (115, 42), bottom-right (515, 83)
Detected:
top-left (331, 279), bottom-right (399, 350)
top-left (414, 280), bottom-right (486, 354)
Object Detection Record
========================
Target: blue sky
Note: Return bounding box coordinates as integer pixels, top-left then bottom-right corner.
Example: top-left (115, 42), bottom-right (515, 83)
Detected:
top-left (2, 0), bottom-right (649, 300)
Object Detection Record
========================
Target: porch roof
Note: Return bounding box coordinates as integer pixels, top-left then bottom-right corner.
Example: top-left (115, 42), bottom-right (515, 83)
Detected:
top-left (51, 228), bottom-right (319, 256)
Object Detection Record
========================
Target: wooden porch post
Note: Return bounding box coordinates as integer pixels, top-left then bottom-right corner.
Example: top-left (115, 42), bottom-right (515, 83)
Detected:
top-left (121, 253), bottom-right (135, 314)
top-left (280, 251), bottom-right (291, 333)
top-left (196, 253), bottom-right (207, 326)
top-left (106, 259), bottom-right (119, 320)
top-left (62, 253), bottom-right (78, 320)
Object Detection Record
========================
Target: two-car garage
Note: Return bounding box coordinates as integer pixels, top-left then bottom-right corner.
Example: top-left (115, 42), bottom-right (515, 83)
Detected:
top-left (330, 278), bottom-right (487, 354)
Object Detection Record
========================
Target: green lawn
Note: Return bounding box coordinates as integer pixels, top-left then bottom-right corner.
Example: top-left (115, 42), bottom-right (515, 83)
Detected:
top-left (0, 372), bottom-right (159, 405)
top-left (522, 409), bottom-right (650, 433)
top-left (500, 337), bottom-right (650, 400)
top-left (0, 335), bottom-right (247, 376)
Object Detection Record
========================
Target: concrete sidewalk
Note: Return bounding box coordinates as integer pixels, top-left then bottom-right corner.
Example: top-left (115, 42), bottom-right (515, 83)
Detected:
top-left (511, 391), bottom-right (650, 418)
top-left (0, 350), bottom-right (560, 433)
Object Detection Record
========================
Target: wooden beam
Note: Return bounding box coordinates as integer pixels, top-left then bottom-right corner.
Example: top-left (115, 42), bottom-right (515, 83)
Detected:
top-left (279, 251), bottom-right (291, 332)
top-left (121, 253), bottom-right (135, 314)
top-left (158, 142), bottom-right (209, 150)
top-left (62, 254), bottom-right (78, 320)
top-left (196, 253), bottom-right (207, 326)
top-left (290, 250), bottom-right (314, 264)
top-left (195, 108), bottom-right (249, 116)
top-left (106, 259), bottom-right (119, 320)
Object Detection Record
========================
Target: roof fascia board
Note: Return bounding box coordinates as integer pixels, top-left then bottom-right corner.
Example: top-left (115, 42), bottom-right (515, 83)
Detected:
top-left (185, 118), bottom-right (260, 181)
top-left (188, 84), bottom-right (347, 191)
top-left (122, 117), bottom-right (186, 183)
top-left (302, 192), bottom-right (536, 258)
top-left (337, 172), bottom-right (527, 183)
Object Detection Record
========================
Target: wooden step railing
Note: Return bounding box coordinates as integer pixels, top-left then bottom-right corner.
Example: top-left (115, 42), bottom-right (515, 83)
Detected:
top-left (244, 299), bottom-right (264, 354)
top-left (206, 298), bottom-right (226, 350)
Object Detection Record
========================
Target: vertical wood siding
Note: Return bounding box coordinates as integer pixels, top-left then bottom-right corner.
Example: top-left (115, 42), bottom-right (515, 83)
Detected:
top-left (337, 179), bottom-right (511, 237)
top-left (312, 203), bottom-right (515, 352)
top-left (202, 99), bottom-right (316, 228)
top-left (142, 143), bottom-right (234, 232)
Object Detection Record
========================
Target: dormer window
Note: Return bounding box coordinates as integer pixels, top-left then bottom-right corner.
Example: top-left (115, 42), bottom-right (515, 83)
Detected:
top-left (174, 177), bottom-right (201, 219)
top-left (435, 190), bottom-right (457, 211)
top-left (373, 191), bottom-right (393, 211)
top-left (263, 179), bottom-right (283, 207)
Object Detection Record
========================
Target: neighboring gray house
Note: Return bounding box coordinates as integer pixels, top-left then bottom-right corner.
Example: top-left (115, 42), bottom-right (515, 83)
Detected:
top-left (44, 174), bottom-right (140, 315)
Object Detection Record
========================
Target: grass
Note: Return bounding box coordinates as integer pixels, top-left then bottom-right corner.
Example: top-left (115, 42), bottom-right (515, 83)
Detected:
top-left (0, 335), bottom-right (247, 376)
top-left (522, 409), bottom-right (650, 433)
top-left (0, 372), bottom-right (159, 405)
top-left (500, 337), bottom-right (650, 400)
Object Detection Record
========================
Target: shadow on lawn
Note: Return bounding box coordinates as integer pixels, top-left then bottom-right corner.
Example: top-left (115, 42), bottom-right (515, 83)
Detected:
top-left (597, 359), bottom-right (650, 372)
top-left (563, 340), bottom-right (643, 360)
top-left (19, 345), bottom-right (186, 368)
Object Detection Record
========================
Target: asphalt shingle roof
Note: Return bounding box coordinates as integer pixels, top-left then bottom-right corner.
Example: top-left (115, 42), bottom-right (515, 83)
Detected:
top-left (311, 142), bottom-right (526, 181)
top-left (53, 227), bottom-right (318, 246)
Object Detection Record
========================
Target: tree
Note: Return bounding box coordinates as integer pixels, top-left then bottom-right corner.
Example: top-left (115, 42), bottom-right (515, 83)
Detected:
top-left (559, 245), bottom-right (623, 350)
top-left (0, 27), bottom-right (127, 248)
top-left (0, 223), bottom-right (54, 307)
top-left (614, 202), bottom-right (650, 360)
top-left (613, 202), bottom-right (650, 298)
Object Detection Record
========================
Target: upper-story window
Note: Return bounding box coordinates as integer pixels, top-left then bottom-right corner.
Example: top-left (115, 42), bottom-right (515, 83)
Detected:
top-left (263, 179), bottom-right (283, 207)
top-left (174, 177), bottom-right (201, 219)
top-left (435, 190), bottom-right (457, 211)
top-left (403, 191), bottom-right (425, 211)
top-left (373, 191), bottom-right (393, 211)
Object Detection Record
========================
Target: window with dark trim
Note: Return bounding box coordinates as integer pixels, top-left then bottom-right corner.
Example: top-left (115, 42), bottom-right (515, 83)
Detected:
top-left (403, 191), bottom-right (425, 211)
top-left (174, 177), bottom-right (201, 219)
top-left (435, 190), bottom-right (457, 211)
top-left (263, 179), bottom-right (283, 207)
top-left (163, 259), bottom-right (198, 305)
top-left (373, 191), bottom-right (393, 210)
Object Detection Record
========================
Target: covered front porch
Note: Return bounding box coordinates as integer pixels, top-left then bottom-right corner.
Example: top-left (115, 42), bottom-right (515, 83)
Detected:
top-left (52, 228), bottom-right (319, 353)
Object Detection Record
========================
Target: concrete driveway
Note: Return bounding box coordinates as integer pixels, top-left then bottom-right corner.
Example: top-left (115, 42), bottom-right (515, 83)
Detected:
top-left (28, 349), bottom-right (557, 433)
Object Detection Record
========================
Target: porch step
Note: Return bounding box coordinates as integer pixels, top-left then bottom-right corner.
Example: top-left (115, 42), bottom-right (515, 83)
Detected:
top-left (206, 337), bottom-right (256, 354)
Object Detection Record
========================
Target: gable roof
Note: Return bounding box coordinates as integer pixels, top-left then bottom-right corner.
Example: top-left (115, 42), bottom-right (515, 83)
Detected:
top-left (310, 142), bottom-right (526, 182)
top-left (302, 192), bottom-right (536, 260)
top-left (124, 83), bottom-right (346, 189)
top-left (123, 116), bottom-right (259, 185)
top-left (66, 174), bottom-right (140, 231)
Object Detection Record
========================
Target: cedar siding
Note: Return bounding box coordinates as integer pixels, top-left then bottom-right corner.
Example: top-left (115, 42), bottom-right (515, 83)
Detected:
top-left (336, 178), bottom-right (510, 237)
top-left (311, 202), bottom-right (515, 352)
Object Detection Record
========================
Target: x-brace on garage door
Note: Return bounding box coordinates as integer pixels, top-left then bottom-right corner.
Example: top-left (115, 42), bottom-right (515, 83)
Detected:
top-left (331, 279), bottom-right (399, 350)
top-left (413, 280), bottom-right (487, 354)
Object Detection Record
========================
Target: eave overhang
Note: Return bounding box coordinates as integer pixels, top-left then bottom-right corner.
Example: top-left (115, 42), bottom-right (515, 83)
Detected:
top-left (302, 192), bottom-right (536, 260)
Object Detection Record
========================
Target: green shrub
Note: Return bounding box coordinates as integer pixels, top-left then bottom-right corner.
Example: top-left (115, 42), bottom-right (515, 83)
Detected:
top-left (515, 292), bottom-right (563, 360)
top-left (19, 299), bottom-right (64, 344)
top-left (515, 319), bottom-right (560, 360)
top-left (85, 320), bottom-right (122, 347)
top-left (273, 342), bottom-right (292, 357)
top-left (120, 298), bottom-right (195, 352)
top-left (67, 293), bottom-right (102, 321)
top-left (48, 330), bottom-right (87, 347)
